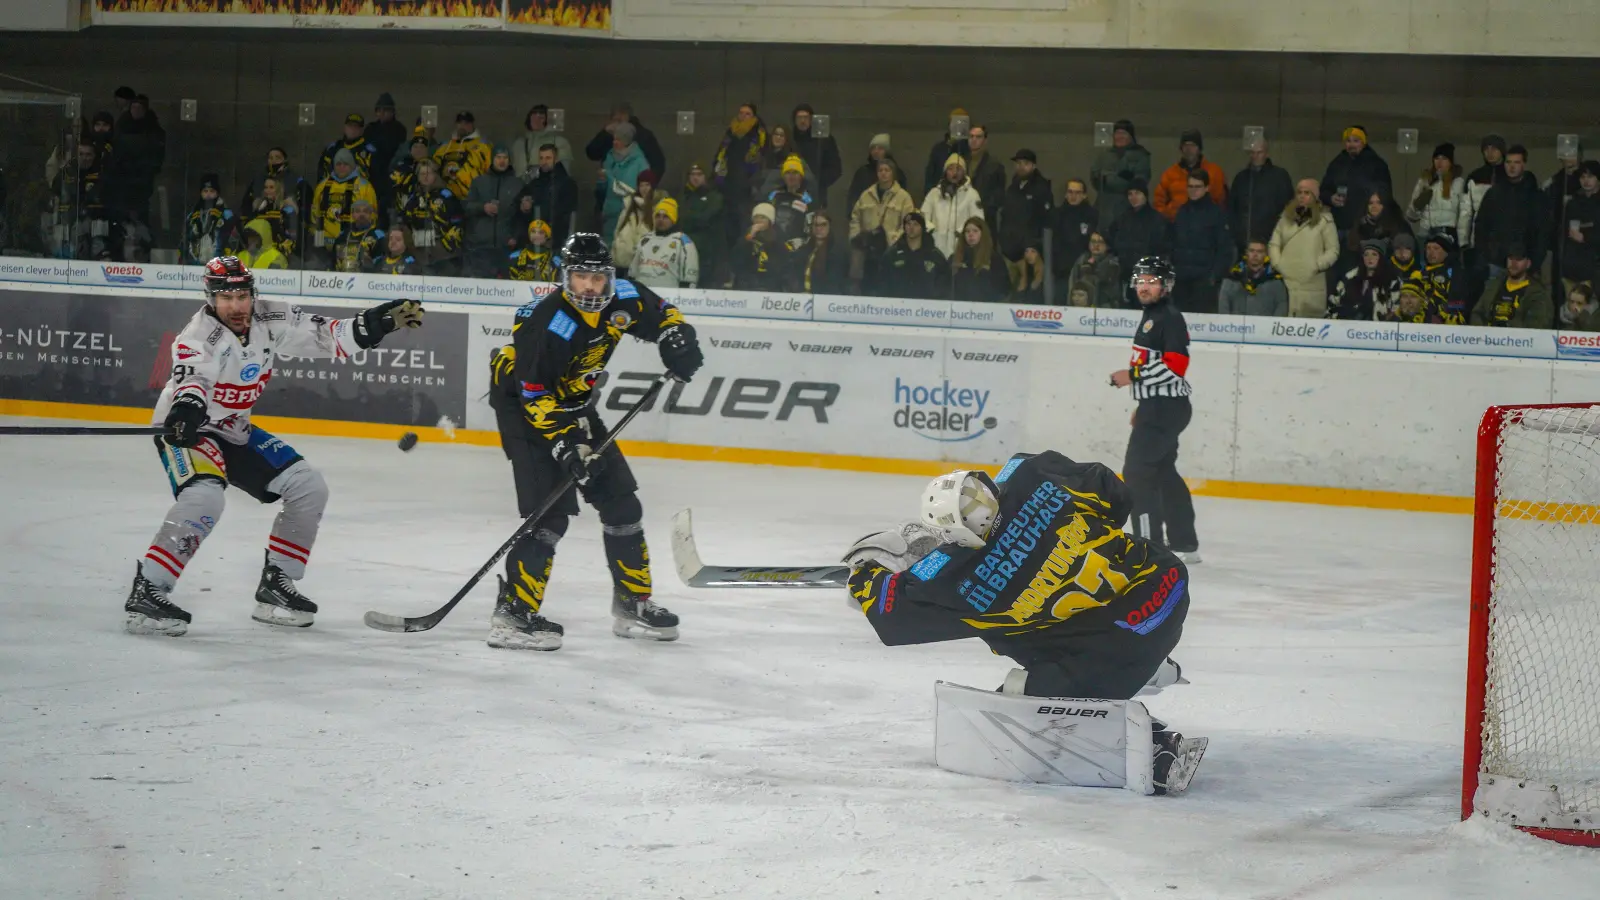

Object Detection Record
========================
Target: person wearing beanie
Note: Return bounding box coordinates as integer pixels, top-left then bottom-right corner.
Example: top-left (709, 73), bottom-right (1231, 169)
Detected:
top-left (317, 113), bottom-right (378, 185)
top-left (1154, 129), bottom-right (1227, 222)
top-left (884, 209), bottom-right (951, 300)
top-left (1389, 231), bottom-right (1419, 279)
top-left (847, 133), bottom-right (905, 213)
top-left (612, 169), bottom-right (666, 274)
top-left (734, 199), bottom-right (792, 291)
top-left (311, 147), bottom-right (377, 261)
top-left (922, 152), bottom-right (984, 258)
top-left (1108, 178), bottom-right (1170, 305)
top-left (1328, 236), bottom-right (1402, 320)
top-left (506, 219), bottom-right (559, 283)
top-left (1091, 117), bottom-right (1152, 224)
top-left (1402, 229), bottom-right (1468, 324)
top-left (1473, 242), bottom-right (1553, 328)
top-left (925, 108), bottom-right (971, 197)
top-left (1464, 134), bottom-right (1510, 264)
top-left (363, 93), bottom-right (406, 219)
top-left (1559, 160), bottom-right (1600, 295)
top-left (1406, 142), bottom-right (1471, 250)
top-left (512, 104), bottom-right (575, 179)
top-left (764, 154), bottom-right (816, 244)
top-left (791, 103), bottom-right (842, 210)
top-left (463, 143), bottom-right (524, 277)
top-left (680, 162), bottom-right (728, 288)
top-left (1319, 125), bottom-right (1393, 237)
top-left (631, 197), bottom-right (701, 290)
top-left (602, 116), bottom-right (653, 244)
top-left (182, 172), bottom-right (238, 265)
top-left (433, 111), bottom-right (492, 198)
top-left (1269, 178), bottom-right (1340, 317)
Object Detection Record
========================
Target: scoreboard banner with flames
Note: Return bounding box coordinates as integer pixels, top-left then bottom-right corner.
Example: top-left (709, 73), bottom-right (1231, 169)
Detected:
top-left (91, 0), bottom-right (611, 33)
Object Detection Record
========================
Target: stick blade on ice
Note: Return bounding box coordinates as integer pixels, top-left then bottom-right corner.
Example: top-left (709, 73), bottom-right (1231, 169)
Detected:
top-left (671, 507), bottom-right (851, 589)
top-left (362, 610), bottom-right (413, 632)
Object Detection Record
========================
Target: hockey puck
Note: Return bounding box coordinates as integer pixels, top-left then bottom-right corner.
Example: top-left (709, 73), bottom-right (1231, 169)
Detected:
top-left (398, 432), bottom-right (419, 452)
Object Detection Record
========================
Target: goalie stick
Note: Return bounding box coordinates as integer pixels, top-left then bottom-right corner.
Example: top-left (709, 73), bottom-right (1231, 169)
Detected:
top-left (671, 508), bottom-right (849, 589)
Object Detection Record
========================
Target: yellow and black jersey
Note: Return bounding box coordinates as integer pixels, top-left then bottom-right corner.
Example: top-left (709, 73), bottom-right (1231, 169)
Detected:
top-left (508, 280), bottom-right (685, 442)
top-left (1405, 263), bottom-right (1467, 325)
top-left (849, 451), bottom-right (1172, 649)
top-left (508, 247), bottom-right (559, 282)
top-left (398, 187), bottom-right (464, 253)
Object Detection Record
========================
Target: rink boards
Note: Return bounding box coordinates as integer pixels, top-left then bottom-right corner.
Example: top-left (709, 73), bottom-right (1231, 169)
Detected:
top-left (4, 277), bottom-right (1600, 511)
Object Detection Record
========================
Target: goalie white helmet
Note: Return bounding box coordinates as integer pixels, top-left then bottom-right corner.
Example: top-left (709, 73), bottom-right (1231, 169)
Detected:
top-left (920, 470), bottom-right (1000, 548)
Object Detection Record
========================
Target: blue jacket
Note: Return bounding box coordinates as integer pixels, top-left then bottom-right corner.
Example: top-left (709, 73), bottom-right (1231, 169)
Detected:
top-left (1171, 195), bottom-right (1234, 279)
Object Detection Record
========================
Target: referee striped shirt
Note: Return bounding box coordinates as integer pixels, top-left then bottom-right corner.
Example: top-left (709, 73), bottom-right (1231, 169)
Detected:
top-left (1129, 297), bottom-right (1192, 400)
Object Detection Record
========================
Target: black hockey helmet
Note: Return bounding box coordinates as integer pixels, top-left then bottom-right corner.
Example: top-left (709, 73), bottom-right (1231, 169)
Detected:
top-left (560, 232), bottom-right (615, 313)
top-left (202, 255), bottom-right (255, 305)
top-left (1129, 256), bottom-right (1175, 293)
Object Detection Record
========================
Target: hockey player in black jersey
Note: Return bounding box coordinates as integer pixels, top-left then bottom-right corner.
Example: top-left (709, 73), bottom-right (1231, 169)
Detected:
top-left (843, 451), bottom-right (1199, 793)
top-left (487, 233), bottom-right (704, 649)
top-left (1110, 256), bottom-right (1199, 562)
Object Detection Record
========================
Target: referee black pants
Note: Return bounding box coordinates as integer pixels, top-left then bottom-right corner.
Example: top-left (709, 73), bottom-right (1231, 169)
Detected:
top-left (1124, 396), bottom-right (1197, 552)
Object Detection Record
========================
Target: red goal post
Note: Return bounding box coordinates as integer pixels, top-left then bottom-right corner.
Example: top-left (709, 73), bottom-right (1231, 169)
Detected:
top-left (1464, 402), bottom-right (1600, 847)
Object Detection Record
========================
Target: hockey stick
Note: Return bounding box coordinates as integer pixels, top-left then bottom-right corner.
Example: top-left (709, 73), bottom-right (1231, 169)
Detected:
top-left (0, 425), bottom-right (164, 436)
top-left (671, 508), bottom-right (849, 589)
top-left (363, 373), bottom-right (672, 634)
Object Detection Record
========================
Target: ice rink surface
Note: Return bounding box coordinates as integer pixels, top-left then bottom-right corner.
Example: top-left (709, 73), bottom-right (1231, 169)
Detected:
top-left (2, 421), bottom-right (1597, 899)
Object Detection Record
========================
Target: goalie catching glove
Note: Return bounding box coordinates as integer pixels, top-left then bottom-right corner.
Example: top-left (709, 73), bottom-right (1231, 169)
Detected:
top-left (657, 322), bottom-right (703, 383)
top-left (353, 298), bottom-right (425, 349)
top-left (843, 522), bottom-right (945, 573)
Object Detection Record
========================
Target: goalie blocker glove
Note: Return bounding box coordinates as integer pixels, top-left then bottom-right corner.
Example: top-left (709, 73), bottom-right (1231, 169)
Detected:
top-left (353, 298), bottom-right (425, 349)
top-left (163, 393), bottom-right (208, 448)
top-left (657, 322), bottom-right (703, 383)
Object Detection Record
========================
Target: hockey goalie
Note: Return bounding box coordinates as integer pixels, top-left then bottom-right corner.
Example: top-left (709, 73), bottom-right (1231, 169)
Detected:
top-left (844, 450), bottom-right (1207, 795)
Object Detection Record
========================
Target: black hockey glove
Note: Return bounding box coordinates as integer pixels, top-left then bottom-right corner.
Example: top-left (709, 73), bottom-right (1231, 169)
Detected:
top-left (163, 394), bottom-right (208, 448)
top-left (551, 436), bottom-right (604, 485)
top-left (353, 298), bottom-right (425, 349)
top-left (658, 323), bottom-right (703, 383)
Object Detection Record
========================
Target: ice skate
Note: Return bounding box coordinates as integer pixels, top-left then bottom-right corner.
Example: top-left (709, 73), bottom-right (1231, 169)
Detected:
top-left (612, 590), bottom-right (679, 641)
top-left (124, 564), bottom-right (192, 636)
top-left (1171, 548), bottom-right (1203, 565)
top-left (487, 577), bottom-right (564, 650)
top-left (1152, 729), bottom-right (1208, 796)
top-left (253, 551), bottom-right (317, 628)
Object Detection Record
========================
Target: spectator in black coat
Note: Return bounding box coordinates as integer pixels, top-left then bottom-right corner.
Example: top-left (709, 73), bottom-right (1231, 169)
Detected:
top-left (965, 125), bottom-right (1007, 232)
top-left (794, 209), bottom-right (851, 294)
top-left (1477, 145), bottom-right (1548, 282)
top-left (1170, 169), bottom-right (1234, 313)
top-left (517, 145), bottom-right (578, 248)
top-left (1560, 160), bottom-right (1600, 297)
top-left (846, 134), bottom-right (905, 215)
top-left (1320, 125), bottom-right (1393, 236)
top-left (1108, 179), bottom-right (1172, 306)
top-left (1052, 178), bottom-right (1097, 284)
top-left (1229, 141), bottom-right (1294, 252)
top-left (950, 215), bottom-right (1011, 303)
top-left (924, 109), bottom-right (969, 197)
top-left (997, 149), bottom-right (1053, 263)
top-left (883, 212), bottom-right (950, 300)
top-left (365, 92), bottom-right (407, 221)
top-left (107, 94), bottom-right (165, 226)
top-left (791, 104), bottom-right (842, 210)
top-left (584, 101), bottom-right (665, 179)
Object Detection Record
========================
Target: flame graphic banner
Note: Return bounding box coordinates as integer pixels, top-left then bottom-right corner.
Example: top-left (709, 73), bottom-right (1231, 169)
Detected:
top-left (93, 0), bottom-right (509, 28)
top-left (505, 0), bottom-right (610, 32)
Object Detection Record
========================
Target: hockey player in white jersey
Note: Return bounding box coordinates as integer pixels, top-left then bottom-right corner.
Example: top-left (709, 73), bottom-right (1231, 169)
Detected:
top-left (124, 256), bottom-right (423, 636)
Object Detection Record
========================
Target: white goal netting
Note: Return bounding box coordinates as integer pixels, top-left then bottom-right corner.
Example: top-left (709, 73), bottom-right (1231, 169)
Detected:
top-left (1479, 405), bottom-right (1600, 823)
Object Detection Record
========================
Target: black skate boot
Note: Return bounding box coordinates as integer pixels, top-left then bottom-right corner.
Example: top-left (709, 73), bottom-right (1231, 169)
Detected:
top-left (1152, 728), bottom-right (1209, 796)
top-left (487, 576), bottom-right (564, 651)
top-left (253, 551), bottom-right (317, 628)
top-left (611, 590), bottom-right (679, 641)
top-left (124, 564), bottom-right (192, 636)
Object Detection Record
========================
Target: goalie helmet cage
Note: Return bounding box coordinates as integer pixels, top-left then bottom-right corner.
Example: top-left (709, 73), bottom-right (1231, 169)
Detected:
top-left (1463, 402), bottom-right (1600, 847)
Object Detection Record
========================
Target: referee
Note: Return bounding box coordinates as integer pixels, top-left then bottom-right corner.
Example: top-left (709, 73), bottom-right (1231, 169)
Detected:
top-left (1108, 257), bottom-right (1200, 563)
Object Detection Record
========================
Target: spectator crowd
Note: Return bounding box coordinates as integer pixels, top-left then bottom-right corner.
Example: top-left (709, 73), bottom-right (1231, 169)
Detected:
top-left (35, 88), bottom-right (1600, 332)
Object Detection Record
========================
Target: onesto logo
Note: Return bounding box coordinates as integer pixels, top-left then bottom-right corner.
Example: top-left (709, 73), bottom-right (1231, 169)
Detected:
top-left (103, 264), bottom-right (144, 285)
top-left (1010, 308), bottom-right (1064, 331)
top-left (1558, 333), bottom-right (1600, 359)
top-left (892, 377), bottom-right (994, 442)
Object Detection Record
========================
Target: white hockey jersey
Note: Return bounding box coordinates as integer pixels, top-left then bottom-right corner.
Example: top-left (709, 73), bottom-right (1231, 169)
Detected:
top-left (630, 231), bottom-right (700, 289)
top-left (152, 297), bottom-right (364, 445)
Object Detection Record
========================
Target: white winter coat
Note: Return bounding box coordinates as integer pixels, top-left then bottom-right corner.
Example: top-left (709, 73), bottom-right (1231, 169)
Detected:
top-left (921, 180), bottom-right (984, 259)
top-left (1269, 201), bottom-right (1340, 318)
top-left (1407, 168), bottom-right (1472, 241)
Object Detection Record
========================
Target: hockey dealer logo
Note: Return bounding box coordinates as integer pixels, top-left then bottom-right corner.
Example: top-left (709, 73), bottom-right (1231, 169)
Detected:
top-left (1558, 333), bottom-right (1600, 359)
top-left (870, 345), bottom-right (935, 359)
top-left (1010, 308), bottom-right (1064, 331)
top-left (789, 341), bottom-right (852, 355)
top-left (102, 264), bottom-right (144, 285)
top-left (950, 348), bottom-right (1019, 364)
top-left (1116, 568), bottom-right (1184, 635)
top-left (893, 376), bottom-right (994, 442)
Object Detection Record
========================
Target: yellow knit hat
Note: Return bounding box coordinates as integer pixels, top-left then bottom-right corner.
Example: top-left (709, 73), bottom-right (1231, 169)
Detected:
top-left (654, 197), bottom-right (679, 224)
top-left (781, 155), bottom-right (805, 176)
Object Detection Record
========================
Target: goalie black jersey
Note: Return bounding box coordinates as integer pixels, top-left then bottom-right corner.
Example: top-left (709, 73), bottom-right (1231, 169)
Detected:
top-left (849, 451), bottom-right (1176, 655)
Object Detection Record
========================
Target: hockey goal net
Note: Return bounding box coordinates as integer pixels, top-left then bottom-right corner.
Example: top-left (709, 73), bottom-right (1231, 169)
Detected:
top-left (1464, 403), bottom-right (1600, 846)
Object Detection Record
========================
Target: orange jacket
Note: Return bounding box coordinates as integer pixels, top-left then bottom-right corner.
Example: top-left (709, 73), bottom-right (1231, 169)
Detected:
top-left (1153, 158), bottom-right (1227, 221)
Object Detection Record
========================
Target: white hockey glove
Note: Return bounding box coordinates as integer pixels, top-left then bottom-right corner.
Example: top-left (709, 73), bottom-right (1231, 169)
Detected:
top-left (842, 522), bottom-right (945, 573)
